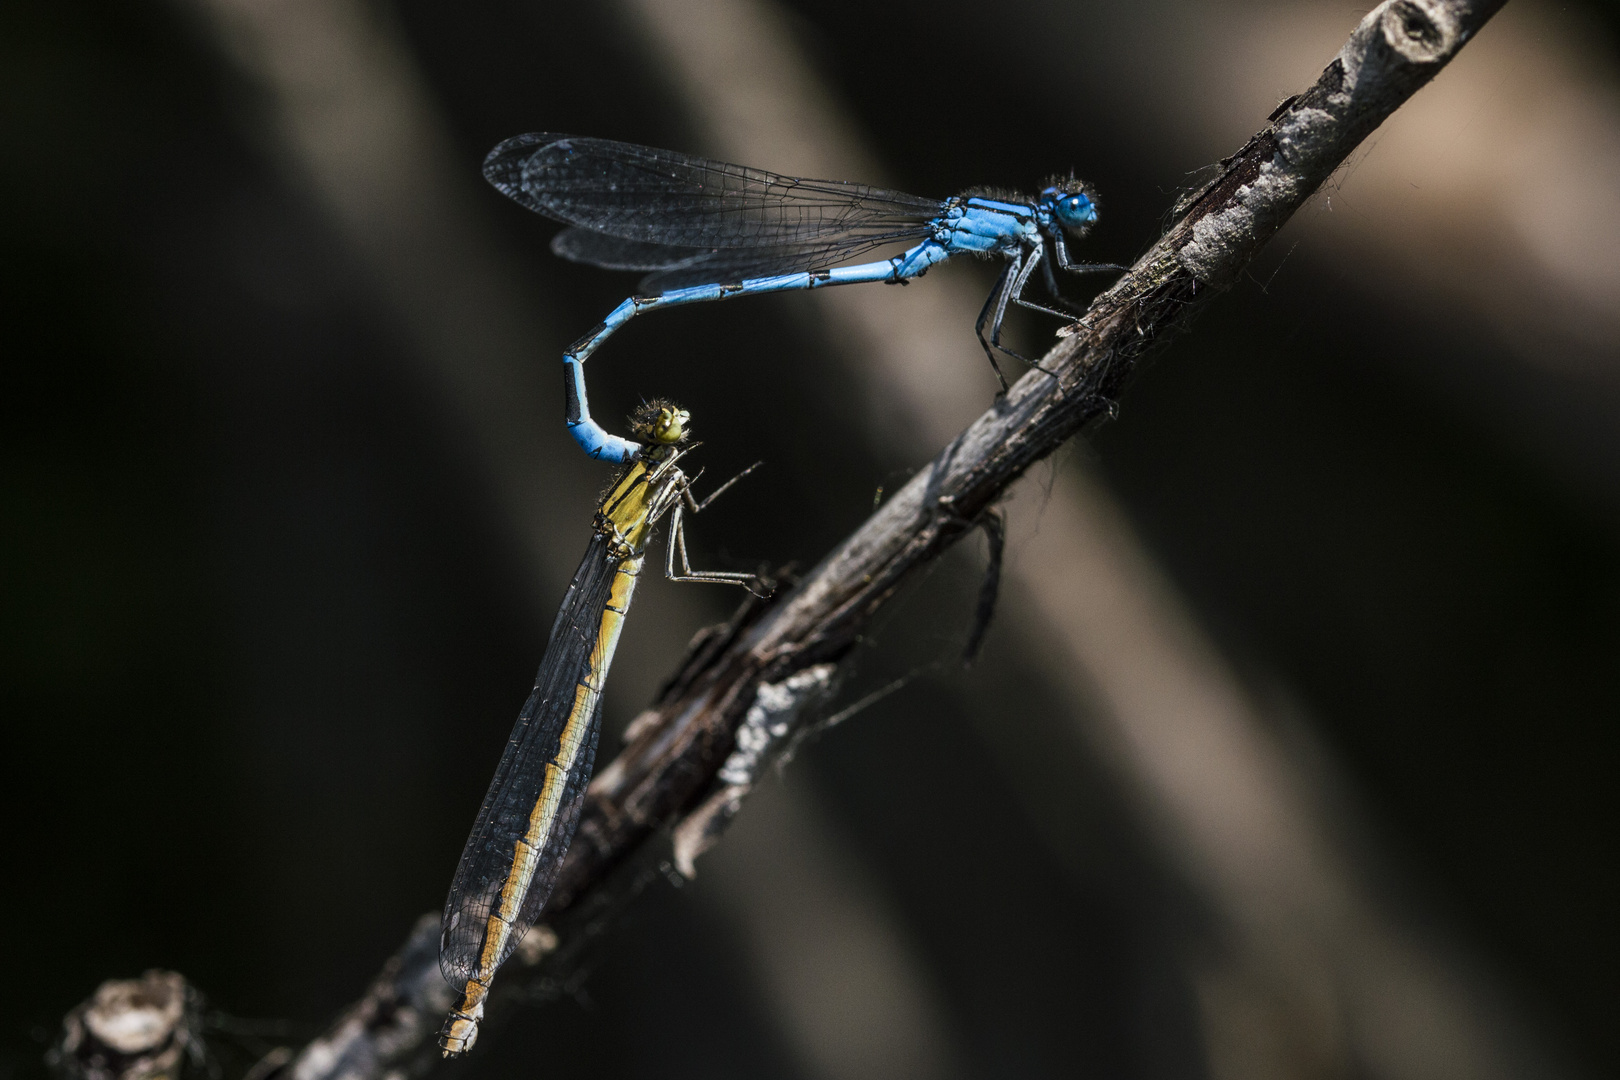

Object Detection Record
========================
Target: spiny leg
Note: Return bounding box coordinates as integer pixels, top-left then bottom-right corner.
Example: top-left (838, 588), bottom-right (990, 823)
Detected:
top-left (1013, 294), bottom-right (1087, 321)
top-left (665, 504), bottom-right (767, 594)
top-left (662, 463), bottom-right (769, 593)
top-left (1012, 240), bottom-right (1131, 341)
top-left (1039, 243), bottom-right (1088, 316)
top-left (1051, 232), bottom-right (1124, 276)
top-left (974, 259), bottom-right (1018, 393)
top-left (1041, 250), bottom-right (1065, 304)
top-left (986, 246), bottom-right (1061, 378)
top-left (689, 461), bottom-right (763, 512)
top-left (1020, 235), bottom-right (1125, 340)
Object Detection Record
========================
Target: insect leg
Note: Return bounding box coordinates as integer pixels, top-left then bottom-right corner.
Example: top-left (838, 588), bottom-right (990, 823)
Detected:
top-left (1051, 232), bottom-right (1124, 275)
top-left (986, 246), bottom-right (1061, 377)
top-left (664, 503), bottom-right (766, 593)
top-left (974, 259), bottom-right (1018, 393)
top-left (689, 461), bottom-right (764, 512)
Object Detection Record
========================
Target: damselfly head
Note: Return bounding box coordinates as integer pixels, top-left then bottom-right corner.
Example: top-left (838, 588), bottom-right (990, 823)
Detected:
top-left (1040, 178), bottom-right (1099, 238)
top-left (632, 398), bottom-right (691, 444)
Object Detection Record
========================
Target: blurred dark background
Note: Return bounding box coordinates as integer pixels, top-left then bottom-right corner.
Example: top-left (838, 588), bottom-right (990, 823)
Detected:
top-left (3, 1), bottom-right (1616, 1078)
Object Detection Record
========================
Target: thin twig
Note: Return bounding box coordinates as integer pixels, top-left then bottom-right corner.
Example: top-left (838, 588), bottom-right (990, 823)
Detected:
top-left (87, 3), bottom-right (1503, 1077)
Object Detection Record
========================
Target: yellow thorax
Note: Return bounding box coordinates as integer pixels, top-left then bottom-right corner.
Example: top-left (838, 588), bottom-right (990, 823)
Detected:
top-left (596, 403), bottom-right (690, 554)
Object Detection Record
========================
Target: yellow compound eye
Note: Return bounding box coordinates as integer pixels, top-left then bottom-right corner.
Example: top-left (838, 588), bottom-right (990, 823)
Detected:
top-left (653, 407), bottom-right (690, 444)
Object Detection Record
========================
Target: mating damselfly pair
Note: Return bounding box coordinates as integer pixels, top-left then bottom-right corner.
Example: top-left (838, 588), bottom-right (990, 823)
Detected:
top-left (437, 133), bottom-right (1113, 1054)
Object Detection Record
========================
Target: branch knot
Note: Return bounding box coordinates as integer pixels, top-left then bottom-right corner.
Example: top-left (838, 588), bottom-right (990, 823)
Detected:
top-left (1383, 0), bottom-right (1452, 62)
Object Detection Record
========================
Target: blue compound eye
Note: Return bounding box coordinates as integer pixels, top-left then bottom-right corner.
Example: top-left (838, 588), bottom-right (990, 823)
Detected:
top-left (1054, 192), bottom-right (1096, 231)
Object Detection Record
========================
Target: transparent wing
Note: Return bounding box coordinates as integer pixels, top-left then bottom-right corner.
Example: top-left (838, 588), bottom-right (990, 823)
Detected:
top-left (550, 226), bottom-right (712, 272)
top-left (484, 133), bottom-right (941, 250)
top-left (439, 534), bottom-right (618, 986)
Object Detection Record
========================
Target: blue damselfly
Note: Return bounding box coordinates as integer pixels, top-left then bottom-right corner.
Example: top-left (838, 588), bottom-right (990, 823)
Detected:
top-left (482, 135), bottom-right (1112, 461)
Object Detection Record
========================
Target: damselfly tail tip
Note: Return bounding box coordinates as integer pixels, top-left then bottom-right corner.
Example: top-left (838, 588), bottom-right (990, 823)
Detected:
top-left (438, 993), bottom-right (484, 1057)
top-left (438, 1029), bottom-right (472, 1056)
